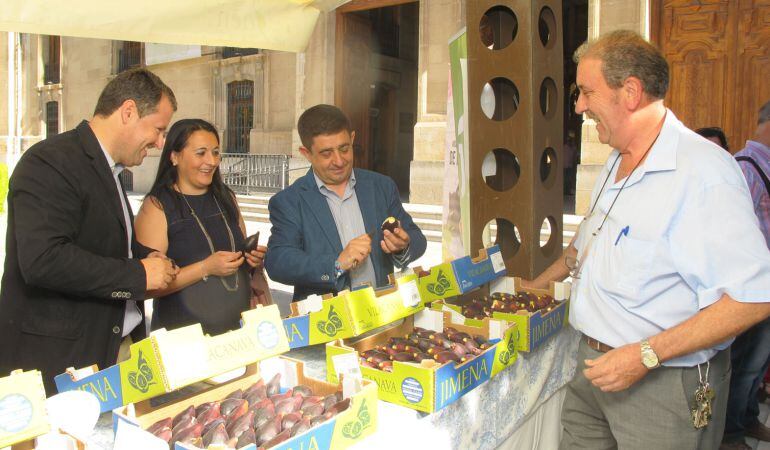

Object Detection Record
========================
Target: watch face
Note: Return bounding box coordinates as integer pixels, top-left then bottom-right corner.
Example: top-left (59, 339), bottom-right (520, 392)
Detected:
top-left (642, 352), bottom-right (658, 368)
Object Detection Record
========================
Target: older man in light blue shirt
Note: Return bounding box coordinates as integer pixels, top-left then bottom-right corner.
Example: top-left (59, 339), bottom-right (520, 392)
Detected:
top-left (526, 31), bottom-right (770, 450)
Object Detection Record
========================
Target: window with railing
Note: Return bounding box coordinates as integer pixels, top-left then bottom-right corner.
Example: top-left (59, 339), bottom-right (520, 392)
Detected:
top-left (226, 80), bottom-right (254, 154)
top-left (118, 41), bottom-right (143, 73)
top-left (222, 47), bottom-right (259, 59)
top-left (43, 35), bottom-right (60, 84)
top-left (45, 101), bottom-right (59, 137)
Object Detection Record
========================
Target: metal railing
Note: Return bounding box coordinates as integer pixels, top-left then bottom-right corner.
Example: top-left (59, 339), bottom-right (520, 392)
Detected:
top-left (220, 153), bottom-right (289, 194)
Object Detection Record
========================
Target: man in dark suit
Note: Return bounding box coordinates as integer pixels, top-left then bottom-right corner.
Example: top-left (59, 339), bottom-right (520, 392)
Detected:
top-left (265, 104), bottom-right (426, 301)
top-left (0, 69), bottom-right (179, 393)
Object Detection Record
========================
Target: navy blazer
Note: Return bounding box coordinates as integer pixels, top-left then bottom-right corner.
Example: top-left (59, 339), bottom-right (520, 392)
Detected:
top-left (265, 168), bottom-right (427, 301)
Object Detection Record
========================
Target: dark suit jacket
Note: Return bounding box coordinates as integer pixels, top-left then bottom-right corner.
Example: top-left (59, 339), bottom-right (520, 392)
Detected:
top-left (265, 168), bottom-right (427, 301)
top-left (0, 121), bottom-right (150, 393)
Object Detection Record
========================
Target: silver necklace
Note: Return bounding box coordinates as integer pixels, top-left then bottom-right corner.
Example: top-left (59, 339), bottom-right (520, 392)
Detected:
top-left (178, 189), bottom-right (239, 292)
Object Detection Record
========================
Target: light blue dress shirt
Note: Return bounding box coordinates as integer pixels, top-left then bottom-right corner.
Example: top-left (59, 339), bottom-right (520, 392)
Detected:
top-left (571, 110), bottom-right (770, 367)
top-left (99, 144), bottom-right (142, 338)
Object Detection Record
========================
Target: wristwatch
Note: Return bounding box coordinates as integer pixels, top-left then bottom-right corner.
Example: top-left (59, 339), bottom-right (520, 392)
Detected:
top-left (640, 339), bottom-right (660, 369)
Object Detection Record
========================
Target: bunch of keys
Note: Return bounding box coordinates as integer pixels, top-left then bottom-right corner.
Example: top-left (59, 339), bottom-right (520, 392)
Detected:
top-left (691, 361), bottom-right (714, 429)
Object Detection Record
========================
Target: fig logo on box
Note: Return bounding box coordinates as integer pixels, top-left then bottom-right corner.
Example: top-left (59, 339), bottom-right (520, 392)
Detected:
top-left (401, 377), bottom-right (424, 403)
top-left (317, 305), bottom-right (344, 337)
top-left (426, 269), bottom-right (452, 296)
top-left (341, 399), bottom-right (372, 439)
top-left (498, 331), bottom-right (516, 366)
top-left (127, 350), bottom-right (156, 393)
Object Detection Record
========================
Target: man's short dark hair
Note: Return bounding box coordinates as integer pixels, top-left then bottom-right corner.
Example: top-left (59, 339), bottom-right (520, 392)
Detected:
top-left (297, 104), bottom-right (351, 150)
top-left (695, 127), bottom-right (729, 151)
top-left (759, 100), bottom-right (770, 125)
top-left (93, 68), bottom-right (177, 118)
top-left (574, 30), bottom-right (669, 100)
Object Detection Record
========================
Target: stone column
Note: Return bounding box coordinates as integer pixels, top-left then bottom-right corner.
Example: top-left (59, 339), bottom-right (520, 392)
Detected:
top-left (575, 0), bottom-right (649, 213)
top-left (409, 0), bottom-right (464, 204)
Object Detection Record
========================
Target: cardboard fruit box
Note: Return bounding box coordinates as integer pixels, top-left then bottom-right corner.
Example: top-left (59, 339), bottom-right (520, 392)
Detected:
top-left (113, 357), bottom-right (378, 450)
top-left (0, 370), bottom-right (50, 448)
top-left (283, 274), bottom-right (424, 349)
top-left (415, 245), bottom-right (507, 304)
top-left (435, 277), bottom-right (571, 352)
top-left (55, 305), bottom-right (290, 413)
top-left (325, 309), bottom-right (518, 413)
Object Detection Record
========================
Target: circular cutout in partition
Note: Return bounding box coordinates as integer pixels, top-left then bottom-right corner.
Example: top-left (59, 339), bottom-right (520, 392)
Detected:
top-left (482, 218), bottom-right (521, 261)
top-left (482, 148), bottom-right (520, 192)
top-left (540, 147), bottom-right (558, 186)
top-left (481, 78), bottom-right (520, 121)
top-left (480, 5), bottom-right (518, 50)
top-left (538, 7), bottom-right (557, 49)
top-left (539, 216), bottom-right (559, 250)
top-left (539, 77), bottom-right (558, 119)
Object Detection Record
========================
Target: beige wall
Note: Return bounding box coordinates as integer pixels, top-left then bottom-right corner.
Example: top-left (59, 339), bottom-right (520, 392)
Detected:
top-left (575, 0), bottom-right (649, 213)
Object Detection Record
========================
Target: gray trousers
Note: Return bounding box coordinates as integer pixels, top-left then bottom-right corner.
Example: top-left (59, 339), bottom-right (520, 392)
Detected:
top-left (560, 339), bottom-right (731, 450)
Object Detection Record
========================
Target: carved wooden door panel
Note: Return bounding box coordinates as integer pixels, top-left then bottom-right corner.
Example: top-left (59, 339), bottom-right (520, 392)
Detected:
top-left (653, 0), bottom-right (770, 151)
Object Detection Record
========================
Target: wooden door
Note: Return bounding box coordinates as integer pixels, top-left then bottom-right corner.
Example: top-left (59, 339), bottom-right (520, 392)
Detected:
top-left (335, 12), bottom-right (373, 169)
top-left (652, 1), bottom-right (770, 152)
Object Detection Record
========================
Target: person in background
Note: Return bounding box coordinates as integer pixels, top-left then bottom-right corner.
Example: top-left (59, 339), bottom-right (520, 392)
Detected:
top-left (696, 126), bottom-right (730, 152)
top-left (135, 119), bottom-right (266, 335)
top-left (523, 31), bottom-right (770, 450)
top-left (265, 104), bottom-right (427, 301)
top-left (0, 69), bottom-right (179, 392)
top-left (721, 100), bottom-right (770, 450)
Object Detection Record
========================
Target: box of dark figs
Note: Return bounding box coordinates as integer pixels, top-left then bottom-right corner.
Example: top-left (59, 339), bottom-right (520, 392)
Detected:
top-left (414, 245), bottom-right (507, 304)
top-left (112, 357), bottom-right (378, 450)
top-left (325, 309), bottom-right (518, 413)
top-left (434, 277), bottom-right (571, 352)
top-left (55, 305), bottom-right (290, 413)
top-left (282, 274), bottom-right (424, 350)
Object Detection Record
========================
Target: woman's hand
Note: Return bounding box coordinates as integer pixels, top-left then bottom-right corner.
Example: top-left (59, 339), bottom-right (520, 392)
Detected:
top-left (244, 245), bottom-right (267, 269)
top-left (202, 251), bottom-right (244, 277)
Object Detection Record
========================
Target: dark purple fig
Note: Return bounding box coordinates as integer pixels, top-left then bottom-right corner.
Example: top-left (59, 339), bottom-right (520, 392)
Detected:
top-left (171, 421), bottom-right (203, 444)
top-left (392, 352), bottom-right (414, 362)
top-left (255, 414), bottom-right (283, 445)
top-left (245, 387), bottom-right (267, 405)
top-left (245, 378), bottom-right (265, 395)
top-left (226, 388), bottom-right (244, 400)
top-left (412, 352), bottom-right (432, 362)
top-left (220, 398), bottom-right (247, 418)
top-left (225, 399), bottom-right (249, 422)
top-left (379, 361), bottom-right (393, 372)
top-left (381, 216), bottom-right (399, 233)
top-left (269, 389), bottom-right (294, 403)
top-left (266, 373), bottom-right (282, 397)
top-left (435, 351), bottom-right (461, 364)
top-left (274, 394), bottom-right (303, 414)
top-left (201, 421), bottom-right (229, 447)
top-left (430, 333), bottom-right (452, 347)
top-left (262, 429), bottom-right (291, 449)
top-left (226, 409), bottom-right (254, 440)
top-left (292, 385), bottom-right (313, 398)
top-left (360, 359), bottom-right (378, 369)
top-left (195, 401), bottom-right (217, 417)
top-left (196, 401), bottom-right (222, 427)
top-left (301, 395), bottom-right (322, 407)
top-left (201, 417), bottom-right (225, 437)
top-left (146, 417), bottom-right (172, 435)
top-left (237, 429), bottom-right (257, 447)
top-left (172, 405), bottom-right (196, 427)
top-left (300, 401), bottom-right (325, 417)
top-left (290, 418), bottom-right (312, 437)
top-left (310, 415), bottom-right (326, 427)
top-left (151, 426), bottom-right (172, 442)
top-left (365, 352), bottom-right (390, 365)
top-left (171, 415), bottom-right (196, 436)
top-left (326, 398), bottom-right (351, 416)
top-left (250, 397), bottom-right (275, 412)
top-left (450, 342), bottom-right (469, 358)
top-left (282, 411), bottom-right (303, 430)
top-left (252, 407), bottom-right (275, 429)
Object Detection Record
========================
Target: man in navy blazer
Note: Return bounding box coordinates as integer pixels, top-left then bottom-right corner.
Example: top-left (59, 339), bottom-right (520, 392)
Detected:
top-left (265, 104), bottom-right (426, 301)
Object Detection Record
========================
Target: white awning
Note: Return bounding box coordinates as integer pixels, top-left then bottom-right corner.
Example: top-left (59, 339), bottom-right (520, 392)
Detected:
top-left (0, 0), bottom-right (348, 52)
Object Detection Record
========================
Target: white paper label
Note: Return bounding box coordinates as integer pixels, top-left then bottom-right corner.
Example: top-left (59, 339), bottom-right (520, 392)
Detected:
top-left (447, 307), bottom-right (466, 325)
top-left (400, 281), bottom-right (421, 307)
top-left (342, 376), bottom-right (363, 400)
top-left (488, 320), bottom-right (504, 340)
top-left (491, 251), bottom-right (506, 273)
top-left (332, 353), bottom-right (362, 380)
top-left (297, 295), bottom-right (324, 315)
top-left (113, 418), bottom-right (168, 450)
